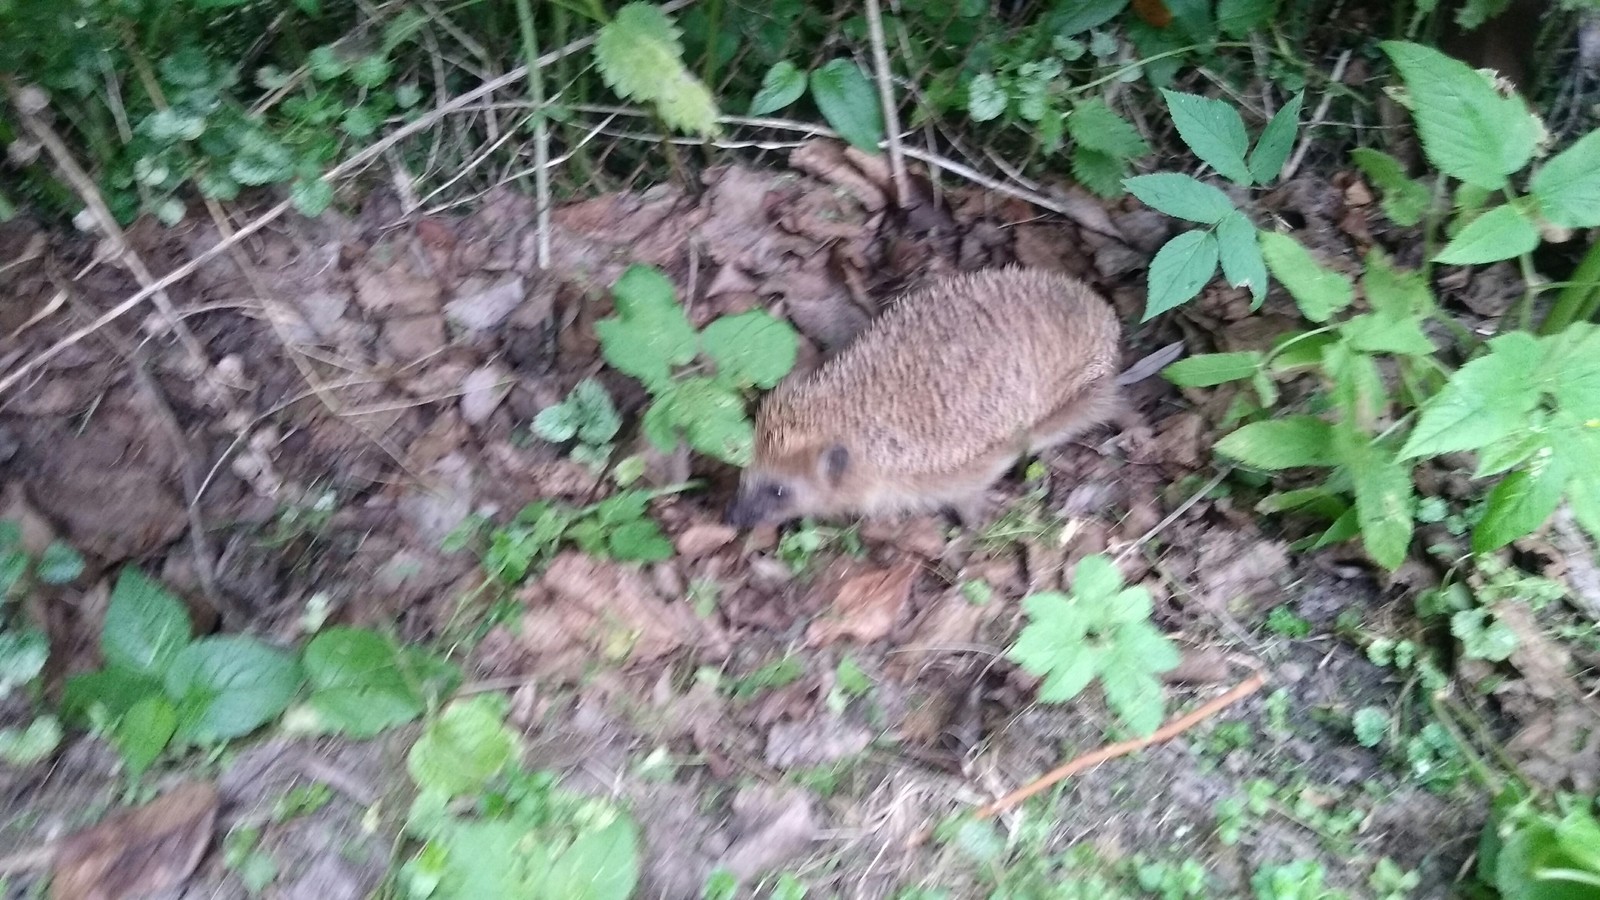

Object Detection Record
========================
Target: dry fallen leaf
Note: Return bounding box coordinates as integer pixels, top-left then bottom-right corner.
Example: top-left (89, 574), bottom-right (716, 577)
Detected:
top-left (805, 560), bottom-right (918, 646)
top-left (51, 780), bottom-right (219, 900)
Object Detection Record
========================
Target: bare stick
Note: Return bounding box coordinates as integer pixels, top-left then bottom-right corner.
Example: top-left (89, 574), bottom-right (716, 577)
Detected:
top-left (514, 0), bottom-right (552, 269)
top-left (0, 0), bottom-right (696, 397)
top-left (863, 0), bottom-right (910, 206)
top-left (974, 672), bottom-right (1266, 820)
top-left (1281, 49), bottom-right (1352, 182)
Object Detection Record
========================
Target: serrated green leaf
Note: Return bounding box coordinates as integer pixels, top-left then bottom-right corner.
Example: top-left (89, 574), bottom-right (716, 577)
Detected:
top-left (165, 636), bottom-right (301, 743)
top-left (1071, 147), bottom-right (1127, 198)
top-left (291, 176), bottom-right (334, 217)
top-left (1379, 41), bottom-right (1540, 190)
top-left (1143, 230), bottom-right (1219, 320)
top-left (607, 519), bottom-right (674, 562)
top-left (407, 695), bottom-right (518, 798)
top-left (1434, 204), bottom-right (1540, 265)
top-left (1161, 89), bottom-right (1253, 185)
top-left (1162, 351), bottom-right (1262, 387)
top-left (1216, 211), bottom-right (1266, 302)
top-left (1124, 173), bottom-right (1236, 224)
top-left (1323, 339), bottom-right (1388, 427)
top-left (0, 629), bottom-right (48, 695)
top-left (1217, 0), bottom-right (1281, 37)
top-left (1333, 426), bottom-right (1414, 570)
top-left (1362, 250), bottom-right (1434, 318)
top-left (1071, 554), bottom-right (1125, 603)
top-left (665, 377), bottom-right (754, 465)
top-left (750, 61), bottom-right (807, 116)
top-left (1068, 99), bottom-right (1149, 160)
top-left (1531, 129), bottom-right (1600, 227)
top-left (1472, 454), bottom-right (1568, 553)
top-left (1338, 313), bottom-right (1435, 355)
top-left (654, 70), bottom-right (721, 135)
top-left (1258, 231), bottom-right (1353, 322)
top-left (1350, 148), bottom-right (1432, 227)
top-left (1215, 416), bottom-right (1336, 469)
top-left (1451, 608), bottom-right (1518, 662)
top-left (700, 310), bottom-right (798, 389)
top-left (144, 108), bottom-right (207, 142)
top-left (1400, 332), bottom-right (1543, 458)
top-left (533, 403), bottom-right (581, 443)
top-left (967, 72), bottom-right (1006, 122)
top-left (1246, 91), bottom-right (1303, 184)
top-left (811, 59), bottom-right (884, 152)
top-left (103, 569), bottom-right (192, 678)
top-left (594, 3), bottom-right (685, 101)
top-left (610, 264), bottom-right (678, 317)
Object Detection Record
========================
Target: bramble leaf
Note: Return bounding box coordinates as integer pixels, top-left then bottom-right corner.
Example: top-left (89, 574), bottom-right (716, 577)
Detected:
top-left (1161, 89), bottom-right (1252, 184)
top-left (1216, 210), bottom-right (1267, 302)
top-left (1258, 231), bottom-right (1353, 322)
top-left (1215, 416), bottom-right (1337, 470)
top-left (1350, 148), bottom-right (1432, 227)
top-left (1124, 173), bottom-right (1236, 224)
top-left (1531, 129), bottom-right (1600, 227)
top-left (1246, 90), bottom-right (1303, 184)
top-left (1434, 204), bottom-right (1540, 265)
top-left (1144, 230), bottom-right (1219, 320)
top-left (1068, 98), bottom-right (1149, 160)
top-left (1162, 351), bottom-right (1262, 387)
top-left (1400, 332), bottom-right (1543, 458)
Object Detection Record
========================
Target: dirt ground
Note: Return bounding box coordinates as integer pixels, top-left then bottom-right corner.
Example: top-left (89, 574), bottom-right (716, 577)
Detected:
top-left (1, 138), bottom-right (1593, 898)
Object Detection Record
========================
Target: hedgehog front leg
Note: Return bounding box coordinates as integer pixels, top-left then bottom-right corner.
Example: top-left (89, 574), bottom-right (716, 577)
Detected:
top-left (1027, 378), bottom-right (1124, 452)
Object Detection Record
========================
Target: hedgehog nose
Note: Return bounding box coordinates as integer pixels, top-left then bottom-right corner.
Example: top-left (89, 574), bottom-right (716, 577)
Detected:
top-left (724, 492), bottom-right (761, 529)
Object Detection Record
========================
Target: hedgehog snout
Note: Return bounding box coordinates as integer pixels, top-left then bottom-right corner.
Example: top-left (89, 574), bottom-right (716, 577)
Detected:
top-left (724, 476), bottom-right (793, 529)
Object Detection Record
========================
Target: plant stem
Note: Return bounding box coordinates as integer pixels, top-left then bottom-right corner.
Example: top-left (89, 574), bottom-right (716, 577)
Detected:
top-left (512, 0), bottom-right (551, 270)
top-left (1540, 235), bottom-right (1600, 334)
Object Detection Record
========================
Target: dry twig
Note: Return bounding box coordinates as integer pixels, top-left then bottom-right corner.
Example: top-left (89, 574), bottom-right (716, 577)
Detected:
top-left (863, 0), bottom-right (910, 206)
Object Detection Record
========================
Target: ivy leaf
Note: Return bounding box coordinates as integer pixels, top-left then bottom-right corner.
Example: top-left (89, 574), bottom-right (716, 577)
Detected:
top-left (1215, 210), bottom-right (1266, 302)
top-left (1530, 129), bottom-right (1600, 227)
top-left (1350, 148), bottom-right (1432, 227)
top-left (810, 59), bottom-right (884, 153)
top-left (1215, 416), bottom-right (1337, 470)
top-left (1400, 332), bottom-right (1543, 458)
top-left (1162, 351), bottom-right (1262, 387)
top-left (700, 310), bottom-right (799, 389)
top-left (1068, 98), bottom-right (1149, 159)
top-left (1143, 230), bottom-right (1219, 320)
top-left (1246, 90), bottom-right (1303, 184)
top-left (1123, 173), bottom-right (1236, 224)
top-left (1161, 89), bottom-right (1253, 185)
top-left (749, 61), bottom-right (807, 115)
top-left (1434, 204), bottom-right (1540, 265)
top-left (1258, 231), bottom-right (1353, 322)
top-left (966, 72), bottom-right (1007, 122)
top-left (1379, 40), bottom-right (1540, 190)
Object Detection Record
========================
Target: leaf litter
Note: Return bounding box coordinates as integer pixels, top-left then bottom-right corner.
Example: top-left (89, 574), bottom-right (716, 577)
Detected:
top-left (0, 129), bottom-right (1588, 898)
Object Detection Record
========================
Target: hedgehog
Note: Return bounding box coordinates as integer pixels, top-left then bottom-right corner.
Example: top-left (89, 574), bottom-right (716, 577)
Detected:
top-left (724, 266), bottom-right (1123, 529)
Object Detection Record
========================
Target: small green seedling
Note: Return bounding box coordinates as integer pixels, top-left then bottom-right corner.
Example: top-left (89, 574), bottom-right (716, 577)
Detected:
top-left (595, 264), bottom-right (798, 467)
top-left (532, 377), bottom-right (621, 472)
top-left (1007, 554), bottom-right (1180, 735)
top-left (479, 488), bottom-right (676, 585)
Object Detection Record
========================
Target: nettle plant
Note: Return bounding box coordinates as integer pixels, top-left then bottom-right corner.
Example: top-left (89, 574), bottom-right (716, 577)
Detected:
top-left (1147, 40), bottom-right (1600, 569)
top-left (595, 264), bottom-right (799, 468)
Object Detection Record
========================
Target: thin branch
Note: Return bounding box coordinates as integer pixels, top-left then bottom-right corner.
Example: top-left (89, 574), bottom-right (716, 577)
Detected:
top-left (515, 0), bottom-right (554, 269)
top-left (1281, 49), bottom-right (1353, 182)
top-left (863, 0), bottom-right (910, 206)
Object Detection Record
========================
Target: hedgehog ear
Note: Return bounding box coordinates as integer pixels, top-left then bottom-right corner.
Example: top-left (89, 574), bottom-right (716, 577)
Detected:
top-left (820, 443), bottom-right (849, 486)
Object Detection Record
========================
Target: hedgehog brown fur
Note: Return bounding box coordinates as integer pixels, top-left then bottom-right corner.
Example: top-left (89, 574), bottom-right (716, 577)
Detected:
top-left (725, 266), bottom-right (1123, 529)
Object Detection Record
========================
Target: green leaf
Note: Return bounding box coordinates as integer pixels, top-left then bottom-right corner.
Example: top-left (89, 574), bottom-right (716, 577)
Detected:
top-left (1400, 332), bottom-right (1543, 458)
top-left (607, 519), bottom-right (674, 562)
top-left (61, 667), bottom-right (165, 725)
top-left (1214, 416), bottom-right (1337, 470)
top-left (664, 377), bottom-right (755, 465)
top-left (1434, 204), bottom-right (1540, 265)
top-left (1258, 231), bottom-right (1353, 322)
top-left (35, 542), bottom-right (83, 585)
top-left (1350, 148), bottom-right (1432, 227)
top-left (700, 310), bottom-right (799, 389)
top-left (102, 569), bottom-right (192, 678)
top-left (1162, 351), bottom-right (1262, 387)
top-left (749, 61), bottom-right (807, 115)
top-left (594, 3), bottom-right (718, 136)
top-left (1531, 129), bottom-right (1600, 227)
top-left (1048, 0), bottom-right (1129, 35)
top-left (1161, 89), bottom-right (1253, 185)
top-left (966, 72), bottom-right (1006, 122)
top-left (291, 176), bottom-right (334, 218)
top-left (300, 628), bottom-right (423, 737)
top-left (1362, 250), bottom-right (1434, 318)
top-left (1352, 706), bottom-right (1388, 747)
top-left (810, 59), bottom-right (884, 153)
top-left (1071, 554), bottom-right (1126, 603)
top-left (1338, 313), bottom-right (1435, 356)
top-left (1472, 456), bottom-right (1568, 553)
top-left (0, 629), bottom-right (48, 694)
top-left (1246, 91), bottom-right (1303, 184)
top-left (1215, 211), bottom-right (1266, 302)
top-left (1071, 147), bottom-right (1128, 198)
top-left (1334, 426), bottom-right (1414, 570)
top-left (652, 71), bottom-right (721, 136)
top-left (164, 636), bottom-right (301, 743)
top-left (596, 307), bottom-right (697, 391)
top-left (1009, 593), bottom-right (1095, 702)
top-left (0, 716), bottom-right (62, 766)
top-left (1123, 173), bottom-right (1236, 224)
top-left (1379, 41), bottom-right (1540, 189)
top-left (610, 264), bottom-right (678, 317)
top-left (114, 694), bottom-right (177, 777)
top-left (1451, 608), bottom-right (1518, 662)
top-left (1217, 0), bottom-right (1281, 38)
top-left (407, 695), bottom-right (518, 798)
top-left (1143, 230), bottom-right (1219, 320)
top-left (1324, 340), bottom-right (1388, 425)
top-left (1068, 99), bottom-right (1149, 160)
top-left (541, 817), bottom-right (640, 900)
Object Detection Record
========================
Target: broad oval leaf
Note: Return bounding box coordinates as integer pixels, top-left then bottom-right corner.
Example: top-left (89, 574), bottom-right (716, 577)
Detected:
top-left (1123, 173), bottom-right (1236, 224)
top-left (1379, 41), bottom-right (1540, 190)
top-left (1471, 453), bottom-right (1569, 553)
top-left (1161, 89), bottom-right (1252, 185)
top-left (164, 636), bottom-right (302, 744)
top-left (1433, 204), bottom-right (1540, 265)
top-left (966, 72), bottom-right (1007, 122)
top-left (1216, 210), bottom-right (1267, 302)
top-left (1143, 230), bottom-right (1220, 320)
top-left (1258, 231), bottom-right (1353, 322)
top-left (1399, 332), bottom-right (1543, 458)
top-left (700, 310), bottom-right (798, 389)
top-left (103, 569), bottom-right (193, 678)
top-left (1531, 129), bottom-right (1600, 227)
top-left (406, 695), bottom-right (518, 798)
top-left (810, 59), bottom-right (884, 153)
top-left (749, 61), bottom-right (807, 115)
top-left (1162, 351), bottom-right (1262, 387)
top-left (1214, 416), bottom-right (1337, 470)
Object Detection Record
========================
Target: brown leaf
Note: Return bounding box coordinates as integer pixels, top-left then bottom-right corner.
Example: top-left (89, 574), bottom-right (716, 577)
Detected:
top-left (805, 560), bottom-right (918, 646)
top-left (51, 781), bottom-right (218, 900)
